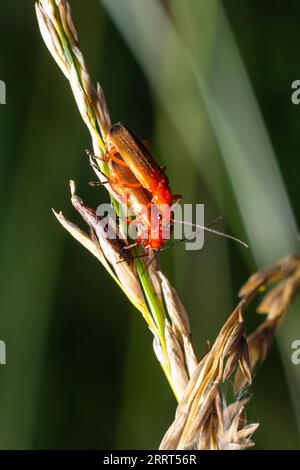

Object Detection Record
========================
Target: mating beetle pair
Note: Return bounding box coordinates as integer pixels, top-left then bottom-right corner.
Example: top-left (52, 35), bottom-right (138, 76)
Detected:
top-left (92, 122), bottom-right (180, 253)
top-left (90, 122), bottom-right (247, 255)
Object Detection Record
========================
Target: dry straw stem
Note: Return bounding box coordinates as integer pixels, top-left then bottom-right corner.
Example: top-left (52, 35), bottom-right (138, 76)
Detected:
top-left (35, 0), bottom-right (199, 402)
top-left (160, 255), bottom-right (300, 450)
top-left (235, 255), bottom-right (300, 392)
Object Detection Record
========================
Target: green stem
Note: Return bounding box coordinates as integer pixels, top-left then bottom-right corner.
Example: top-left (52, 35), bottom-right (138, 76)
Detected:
top-left (135, 256), bottom-right (166, 340)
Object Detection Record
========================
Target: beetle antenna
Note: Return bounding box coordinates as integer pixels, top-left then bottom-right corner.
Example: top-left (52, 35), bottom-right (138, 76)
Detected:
top-left (171, 218), bottom-right (248, 248)
top-left (156, 216), bottom-right (225, 253)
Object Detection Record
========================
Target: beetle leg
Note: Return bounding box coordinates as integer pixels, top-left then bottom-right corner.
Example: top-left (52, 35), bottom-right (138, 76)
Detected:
top-left (89, 168), bottom-right (142, 189)
top-left (86, 148), bottom-right (129, 168)
top-left (89, 180), bottom-right (110, 186)
top-left (108, 149), bottom-right (129, 167)
top-left (122, 182), bottom-right (142, 188)
top-left (85, 148), bottom-right (109, 163)
top-left (89, 180), bottom-right (142, 189)
top-left (120, 240), bottom-right (140, 252)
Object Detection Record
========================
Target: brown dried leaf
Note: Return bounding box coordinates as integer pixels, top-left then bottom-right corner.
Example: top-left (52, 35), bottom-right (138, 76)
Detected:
top-left (159, 409), bottom-right (188, 450)
top-left (182, 335), bottom-right (198, 378)
top-left (69, 182), bottom-right (146, 310)
top-left (159, 272), bottom-right (192, 340)
top-left (165, 321), bottom-right (189, 400)
top-left (223, 349), bottom-right (240, 382)
top-left (238, 337), bottom-right (252, 385)
top-left (224, 397), bottom-right (251, 426)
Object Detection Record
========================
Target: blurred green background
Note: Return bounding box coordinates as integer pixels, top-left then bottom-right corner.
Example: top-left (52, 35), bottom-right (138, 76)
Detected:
top-left (0, 0), bottom-right (300, 450)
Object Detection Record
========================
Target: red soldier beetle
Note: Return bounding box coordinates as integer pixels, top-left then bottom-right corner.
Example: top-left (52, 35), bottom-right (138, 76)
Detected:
top-left (105, 122), bottom-right (180, 251)
top-left (105, 122), bottom-right (182, 208)
top-left (88, 122), bottom-right (248, 253)
top-left (89, 151), bottom-right (173, 252)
